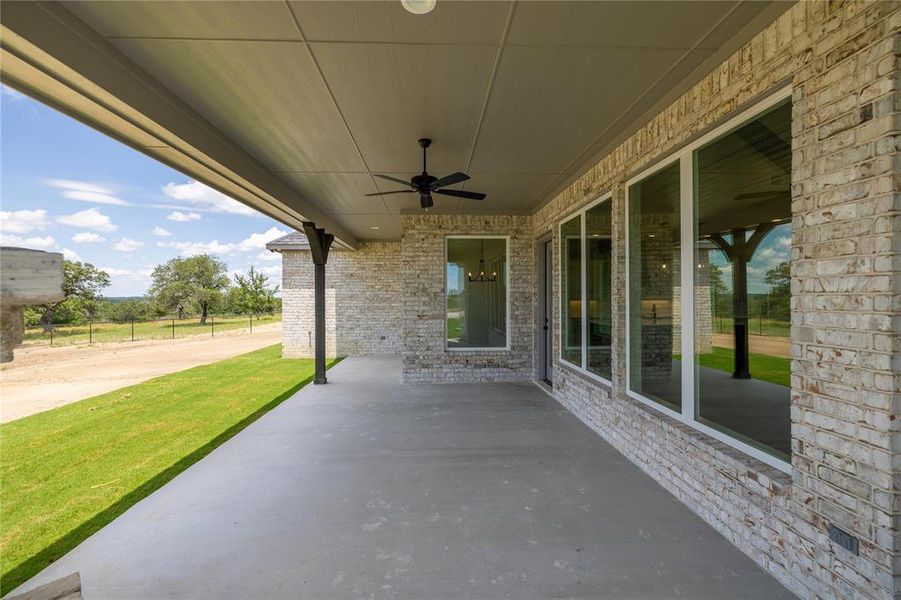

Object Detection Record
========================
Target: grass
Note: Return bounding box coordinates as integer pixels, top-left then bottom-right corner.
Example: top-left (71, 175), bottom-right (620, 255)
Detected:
top-left (696, 346), bottom-right (790, 387)
top-left (447, 317), bottom-right (462, 340)
top-left (0, 344), bottom-right (335, 595)
top-left (23, 314), bottom-right (282, 346)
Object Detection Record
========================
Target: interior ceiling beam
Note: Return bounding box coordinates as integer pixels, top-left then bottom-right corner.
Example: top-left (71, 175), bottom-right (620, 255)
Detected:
top-left (0, 1), bottom-right (358, 249)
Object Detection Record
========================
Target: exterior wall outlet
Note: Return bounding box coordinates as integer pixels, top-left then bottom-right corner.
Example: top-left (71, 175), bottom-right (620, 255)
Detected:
top-left (827, 524), bottom-right (859, 555)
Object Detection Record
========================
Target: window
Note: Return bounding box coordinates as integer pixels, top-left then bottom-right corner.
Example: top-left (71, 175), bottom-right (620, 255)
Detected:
top-left (446, 237), bottom-right (508, 349)
top-left (560, 215), bottom-right (581, 366)
top-left (586, 202), bottom-right (613, 379)
top-left (559, 197), bottom-right (612, 380)
top-left (627, 162), bottom-right (681, 410)
top-left (624, 89), bottom-right (792, 471)
top-left (694, 99), bottom-right (791, 460)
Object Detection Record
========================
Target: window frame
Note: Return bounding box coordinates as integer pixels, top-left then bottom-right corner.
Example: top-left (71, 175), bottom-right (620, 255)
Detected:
top-left (444, 234), bottom-right (511, 352)
top-left (624, 87), bottom-right (793, 474)
top-left (557, 193), bottom-right (613, 386)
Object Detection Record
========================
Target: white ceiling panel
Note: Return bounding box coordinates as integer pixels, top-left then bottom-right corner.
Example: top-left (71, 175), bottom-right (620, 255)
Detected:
top-left (471, 45), bottom-right (688, 173)
top-left (338, 213), bottom-right (403, 240)
top-left (289, 1), bottom-right (510, 45)
top-left (456, 172), bottom-right (558, 213)
top-left (279, 173), bottom-right (383, 215)
top-left (50, 0), bottom-right (786, 241)
top-left (64, 0), bottom-right (300, 40)
top-left (506, 1), bottom-right (745, 49)
top-left (110, 39), bottom-right (364, 173)
top-left (311, 43), bottom-right (497, 174)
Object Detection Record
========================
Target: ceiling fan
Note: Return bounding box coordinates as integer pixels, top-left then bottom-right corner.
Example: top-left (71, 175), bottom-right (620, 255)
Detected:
top-left (365, 138), bottom-right (487, 209)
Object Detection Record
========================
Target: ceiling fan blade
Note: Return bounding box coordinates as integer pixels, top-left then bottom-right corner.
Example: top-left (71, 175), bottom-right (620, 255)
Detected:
top-left (373, 173), bottom-right (412, 187)
top-left (435, 188), bottom-right (486, 200)
top-left (432, 172), bottom-right (470, 189)
top-left (364, 190), bottom-right (415, 196)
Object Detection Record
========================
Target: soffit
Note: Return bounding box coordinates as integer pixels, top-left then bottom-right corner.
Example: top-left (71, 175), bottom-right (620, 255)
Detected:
top-left (60, 0), bottom-right (787, 240)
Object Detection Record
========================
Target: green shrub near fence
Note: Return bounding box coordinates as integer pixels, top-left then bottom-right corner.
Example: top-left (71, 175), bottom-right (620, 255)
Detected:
top-left (22, 314), bottom-right (281, 346)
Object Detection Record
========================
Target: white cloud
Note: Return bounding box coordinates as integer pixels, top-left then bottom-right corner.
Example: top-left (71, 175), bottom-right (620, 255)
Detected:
top-left (1, 84), bottom-right (25, 101)
top-left (45, 179), bottom-right (130, 206)
top-left (57, 208), bottom-right (117, 232)
top-left (62, 248), bottom-right (82, 262)
top-left (1, 209), bottom-right (50, 234)
top-left (258, 265), bottom-right (281, 277)
top-left (257, 250), bottom-right (280, 262)
top-left (71, 232), bottom-right (106, 245)
top-left (162, 180), bottom-right (256, 216)
top-left (239, 226), bottom-right (289, 251)
top-left (152, 226), bottom-right (172, 237)
top-left (158, 239), bottom-right (237, 256)
top-left (0, 234), bottom-right (57, 250)
top-left (100, 266), bottom-right (154, 294)
top-left (111, 238), bottom-right (145, 253)
top-left (153, 226), bottom-right (288, 259)
top-left (166, 211), bottom-right (202, 222)
top-left (101, 266), bottom-right (153, 278)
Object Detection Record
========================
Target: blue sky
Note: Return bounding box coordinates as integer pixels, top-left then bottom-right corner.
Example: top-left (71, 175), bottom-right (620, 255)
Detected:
top-left (1, 85), bottom-right (289, 296)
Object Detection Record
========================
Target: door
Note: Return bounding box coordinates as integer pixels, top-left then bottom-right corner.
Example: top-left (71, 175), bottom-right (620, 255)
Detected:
top-left (540, 238), bottom-right (553, 385)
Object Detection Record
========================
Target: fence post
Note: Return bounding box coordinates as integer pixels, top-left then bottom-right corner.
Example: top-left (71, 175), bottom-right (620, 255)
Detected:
top-left (89, 320), bottom-right (93, 344)
top-left (211, 315), bottom-right (214, 337)
top-left (50, 323), bottom-right (53, 346)
top-left (131, 319), bottom-right (135, 342)
top-left (249, 314), bottom-right (253, 333)
top-left (172, 318), bottom-right (175, 339)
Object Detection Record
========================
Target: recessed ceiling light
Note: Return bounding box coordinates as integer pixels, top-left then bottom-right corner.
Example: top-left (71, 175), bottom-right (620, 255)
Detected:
top-left (369, 226), bottom-right (380, 230)
top-left (401, 0), bottom-right (436, 14)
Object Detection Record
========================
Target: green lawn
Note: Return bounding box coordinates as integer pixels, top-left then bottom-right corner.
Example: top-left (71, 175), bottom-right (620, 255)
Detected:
top-left (447, 317), bottom-right (462, 340)
top-left (1, 344), bottom-right (334, 595)
top-left (23, 314), bottom-right (282, 346)
top-left (696, 346), bottom-right (790, 387)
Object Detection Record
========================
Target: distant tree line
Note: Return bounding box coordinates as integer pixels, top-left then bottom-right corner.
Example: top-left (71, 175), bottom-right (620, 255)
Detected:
top-left (24, 254), bottom-right (280, 328)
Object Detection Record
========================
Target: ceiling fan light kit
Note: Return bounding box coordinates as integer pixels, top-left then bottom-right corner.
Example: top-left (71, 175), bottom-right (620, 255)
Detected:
top-left (400, 0), bottom-right (436, 15)
top-left (366, 138), bottom-right (487, 210)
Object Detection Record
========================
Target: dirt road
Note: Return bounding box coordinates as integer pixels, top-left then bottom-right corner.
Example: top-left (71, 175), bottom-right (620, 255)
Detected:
top-left (712, 333), bottom-right (791, 358)
top-left (0, 323), bottom-right (282, 423)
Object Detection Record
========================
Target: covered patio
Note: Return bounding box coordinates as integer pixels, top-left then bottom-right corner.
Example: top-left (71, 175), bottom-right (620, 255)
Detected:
top-left (3, 1), bottom-right (898, 597)
top-left (13, 357), bottom-right (791, 599)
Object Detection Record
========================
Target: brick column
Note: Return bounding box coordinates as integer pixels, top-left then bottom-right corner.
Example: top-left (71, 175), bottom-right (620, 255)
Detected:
top-left (790, 9), bottom-right (900, 596)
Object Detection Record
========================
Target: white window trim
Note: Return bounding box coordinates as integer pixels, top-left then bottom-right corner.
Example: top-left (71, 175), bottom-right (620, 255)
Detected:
top-left (445, 235), bottom-right (511, 352)
top-left (557, 193), bottom-right (614, 387)
top-left (624, 86), bottom-right (793, 474)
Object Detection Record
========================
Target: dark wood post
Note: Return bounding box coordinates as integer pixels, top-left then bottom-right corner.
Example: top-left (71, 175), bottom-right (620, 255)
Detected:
top-left (302, 222), bottom-right (334, 385)
top-left (710, 222), bottom-right (774, 380)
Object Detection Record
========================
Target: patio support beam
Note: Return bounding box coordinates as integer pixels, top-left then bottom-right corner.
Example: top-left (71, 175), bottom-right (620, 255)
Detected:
top-left (302, 222), bottom-right (333, 385)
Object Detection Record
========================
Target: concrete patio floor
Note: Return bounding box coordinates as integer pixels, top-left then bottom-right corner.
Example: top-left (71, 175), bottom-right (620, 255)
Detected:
top-left (13, 356), bottom-right (793, 599)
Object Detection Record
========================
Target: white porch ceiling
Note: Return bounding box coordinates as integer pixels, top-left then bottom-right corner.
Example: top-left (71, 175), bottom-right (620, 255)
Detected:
top-left (60, 0), bottom-right (789, 241)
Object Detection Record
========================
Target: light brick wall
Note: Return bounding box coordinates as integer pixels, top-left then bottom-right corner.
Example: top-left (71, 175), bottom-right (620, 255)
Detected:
top-left (531, 2), bottom-right (900, 598)
top-left (280, 242), bottom-right (402, 358)
top-left (401, 214), bottom-right (534, 382)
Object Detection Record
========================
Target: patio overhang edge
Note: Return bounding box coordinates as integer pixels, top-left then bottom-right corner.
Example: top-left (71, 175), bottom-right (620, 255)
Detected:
top-left (0, 1), bottom-right (358, 250)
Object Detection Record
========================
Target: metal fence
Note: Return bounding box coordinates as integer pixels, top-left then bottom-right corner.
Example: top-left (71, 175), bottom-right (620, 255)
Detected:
top-left (23, 314), bottom-right (281, 346)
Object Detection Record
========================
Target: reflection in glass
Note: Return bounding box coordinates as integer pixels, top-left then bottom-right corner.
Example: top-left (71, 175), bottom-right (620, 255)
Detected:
top-left (561, 215), bottom-right (581, 366)
top-left (628, 163), bottom-right (681, 410)
top-left (586, 202), bottom-right (612, 380)
top-left (695, 99), bottom-right (791, 459)
top-left (446, 238), bottom-right (507, 348)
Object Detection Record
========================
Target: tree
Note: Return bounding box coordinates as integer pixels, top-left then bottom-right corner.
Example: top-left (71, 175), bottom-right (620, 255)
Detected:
top-left (231, 266), bottom-right (279, 319)
top-left (100, 298), bottom-right (155, 323)
top-left (764, 261), bottom-right (791, 321)
top-left (148, 255), bottom-right (229, 324)
top-left (36, 260), bottom-right (111, 331)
